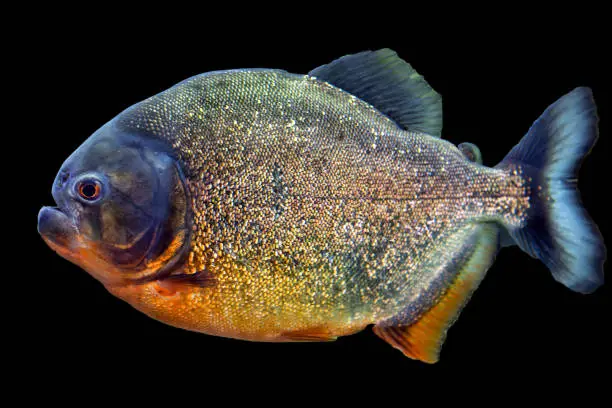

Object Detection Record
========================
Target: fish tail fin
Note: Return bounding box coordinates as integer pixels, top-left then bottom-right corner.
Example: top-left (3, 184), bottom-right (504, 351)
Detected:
top-left (496, 87), bottom-right (605, 293)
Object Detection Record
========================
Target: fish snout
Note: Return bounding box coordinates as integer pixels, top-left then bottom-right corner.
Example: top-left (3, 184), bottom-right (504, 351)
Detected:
top-left (38, 206), bottom-right (77, 248)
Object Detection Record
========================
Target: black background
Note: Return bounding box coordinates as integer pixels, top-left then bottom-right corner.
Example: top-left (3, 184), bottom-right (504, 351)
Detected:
top-left (16, 8), bottom-right (608, 401)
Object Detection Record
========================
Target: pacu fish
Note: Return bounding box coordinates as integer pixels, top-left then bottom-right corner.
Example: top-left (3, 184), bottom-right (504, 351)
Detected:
top-left (38, 49), bottom-right (605, 363)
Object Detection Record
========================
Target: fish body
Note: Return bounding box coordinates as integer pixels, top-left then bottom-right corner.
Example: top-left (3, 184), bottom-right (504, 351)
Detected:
top-left (38, 50), bottom-right (605, 362)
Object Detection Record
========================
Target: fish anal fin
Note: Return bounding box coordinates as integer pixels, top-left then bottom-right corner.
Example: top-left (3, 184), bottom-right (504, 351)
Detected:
top-left (373, 271), bottom-right (479, 363)
top-left (374, 224), bottom-right (499, 363)
top-left (279, 327), bottom-right (338, 342)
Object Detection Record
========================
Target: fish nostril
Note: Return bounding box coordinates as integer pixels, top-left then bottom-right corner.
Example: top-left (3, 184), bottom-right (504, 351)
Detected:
top-left (57, 170), bottom-right (70, 187)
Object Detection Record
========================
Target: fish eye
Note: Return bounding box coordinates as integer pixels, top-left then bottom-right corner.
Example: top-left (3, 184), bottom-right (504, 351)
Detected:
top-left (76, 178), bottom-right (103, 202)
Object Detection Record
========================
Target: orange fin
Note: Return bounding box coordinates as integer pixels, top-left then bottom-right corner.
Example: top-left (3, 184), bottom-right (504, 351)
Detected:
top-left (374, 225), bottom-right (498, 363)
top-left (373, 273), bottom-right (478, 363)
top-left (154, 270), bottom-right (215, 296)
top-left (280, 327), bottom-right (338, 342)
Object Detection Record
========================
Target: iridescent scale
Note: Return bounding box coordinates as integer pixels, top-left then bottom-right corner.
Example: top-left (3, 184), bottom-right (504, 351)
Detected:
top-left (114, 70), bottom-right (529, 336)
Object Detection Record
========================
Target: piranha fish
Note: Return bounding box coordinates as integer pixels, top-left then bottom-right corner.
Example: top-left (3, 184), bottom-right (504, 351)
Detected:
top-left (38, 49), bottom-right (605, 363)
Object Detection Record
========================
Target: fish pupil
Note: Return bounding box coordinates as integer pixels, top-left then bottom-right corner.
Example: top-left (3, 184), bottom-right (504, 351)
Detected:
top-left (82, 184), bottom-right (96, 197)
top-left (79, 181), bottom-right (99, 200)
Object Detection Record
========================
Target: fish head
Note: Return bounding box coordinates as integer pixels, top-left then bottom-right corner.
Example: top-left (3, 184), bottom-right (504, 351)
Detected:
top-left (38, 122), bottom-right (190, 286)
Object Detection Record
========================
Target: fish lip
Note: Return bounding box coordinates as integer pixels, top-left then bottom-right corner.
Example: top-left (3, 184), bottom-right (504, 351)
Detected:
top-left (37, 206), bottom-right (78, 247)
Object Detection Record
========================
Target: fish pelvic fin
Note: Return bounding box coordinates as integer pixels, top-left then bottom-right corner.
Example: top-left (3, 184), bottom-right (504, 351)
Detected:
top-left (497, 87), bottom-right (605, 294)
top-left (373, 224), bottom-right (498, 363)
top-left (279, 327), bottom-right (338, 342)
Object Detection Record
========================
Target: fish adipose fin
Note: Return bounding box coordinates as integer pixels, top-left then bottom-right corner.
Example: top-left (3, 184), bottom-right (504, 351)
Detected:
top-left (458, 142), bottom-right (483, 164)
top-left (309, 48), bottom-right (443, 137)
top-left (373, 225), bottom-right (498, 363)
top-left (497, 87), bottom-right (605, 294)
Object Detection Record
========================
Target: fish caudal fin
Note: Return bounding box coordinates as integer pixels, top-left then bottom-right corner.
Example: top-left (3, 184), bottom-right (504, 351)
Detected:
top-left (497, 87), bottom-right (605, 293)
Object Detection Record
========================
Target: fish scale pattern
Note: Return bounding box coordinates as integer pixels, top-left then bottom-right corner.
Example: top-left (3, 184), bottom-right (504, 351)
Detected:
top-left (113, 69), bottom-right (530, 339)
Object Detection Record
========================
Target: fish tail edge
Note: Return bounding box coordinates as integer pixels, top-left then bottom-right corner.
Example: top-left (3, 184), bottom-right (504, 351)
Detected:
top-left (496, 87), bottom-right (605, 293)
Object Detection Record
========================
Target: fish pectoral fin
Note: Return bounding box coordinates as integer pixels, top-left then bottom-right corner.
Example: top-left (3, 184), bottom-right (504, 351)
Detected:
top-left (309, 48), bottom-right (443, 137)
top-left (374, 224), bottom-right (499, 363)
top-left (279, 327), bottom-right (338, 342)
top-left (154, 270), bottom-right (215, 296)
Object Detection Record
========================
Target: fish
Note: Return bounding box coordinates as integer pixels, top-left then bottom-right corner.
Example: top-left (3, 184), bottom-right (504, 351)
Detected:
top-left (37, 49), bottom-right (605, 363)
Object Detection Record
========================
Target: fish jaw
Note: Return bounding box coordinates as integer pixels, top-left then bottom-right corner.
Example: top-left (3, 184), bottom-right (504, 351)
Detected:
top-left (38, 206), bottom-right (124, 286)
top-left (38, 206), bottom-right (79, 255)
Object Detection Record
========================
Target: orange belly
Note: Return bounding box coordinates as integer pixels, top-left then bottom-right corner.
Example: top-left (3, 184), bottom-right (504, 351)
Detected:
top-left (107, 281), bottom-right (369, 342)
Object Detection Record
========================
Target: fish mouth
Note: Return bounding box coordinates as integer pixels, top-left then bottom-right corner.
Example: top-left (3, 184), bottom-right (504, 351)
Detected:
top-left (38, 206), bottom-right (78, 250)
top-left (37, 206), bottom-right (114, 284)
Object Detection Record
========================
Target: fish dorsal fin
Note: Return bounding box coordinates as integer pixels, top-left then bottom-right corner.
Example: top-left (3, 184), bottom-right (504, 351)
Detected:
top-left (309, 48), bottom-right (443, 137)
top-left (373, 225), bottom-right (498, 363)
